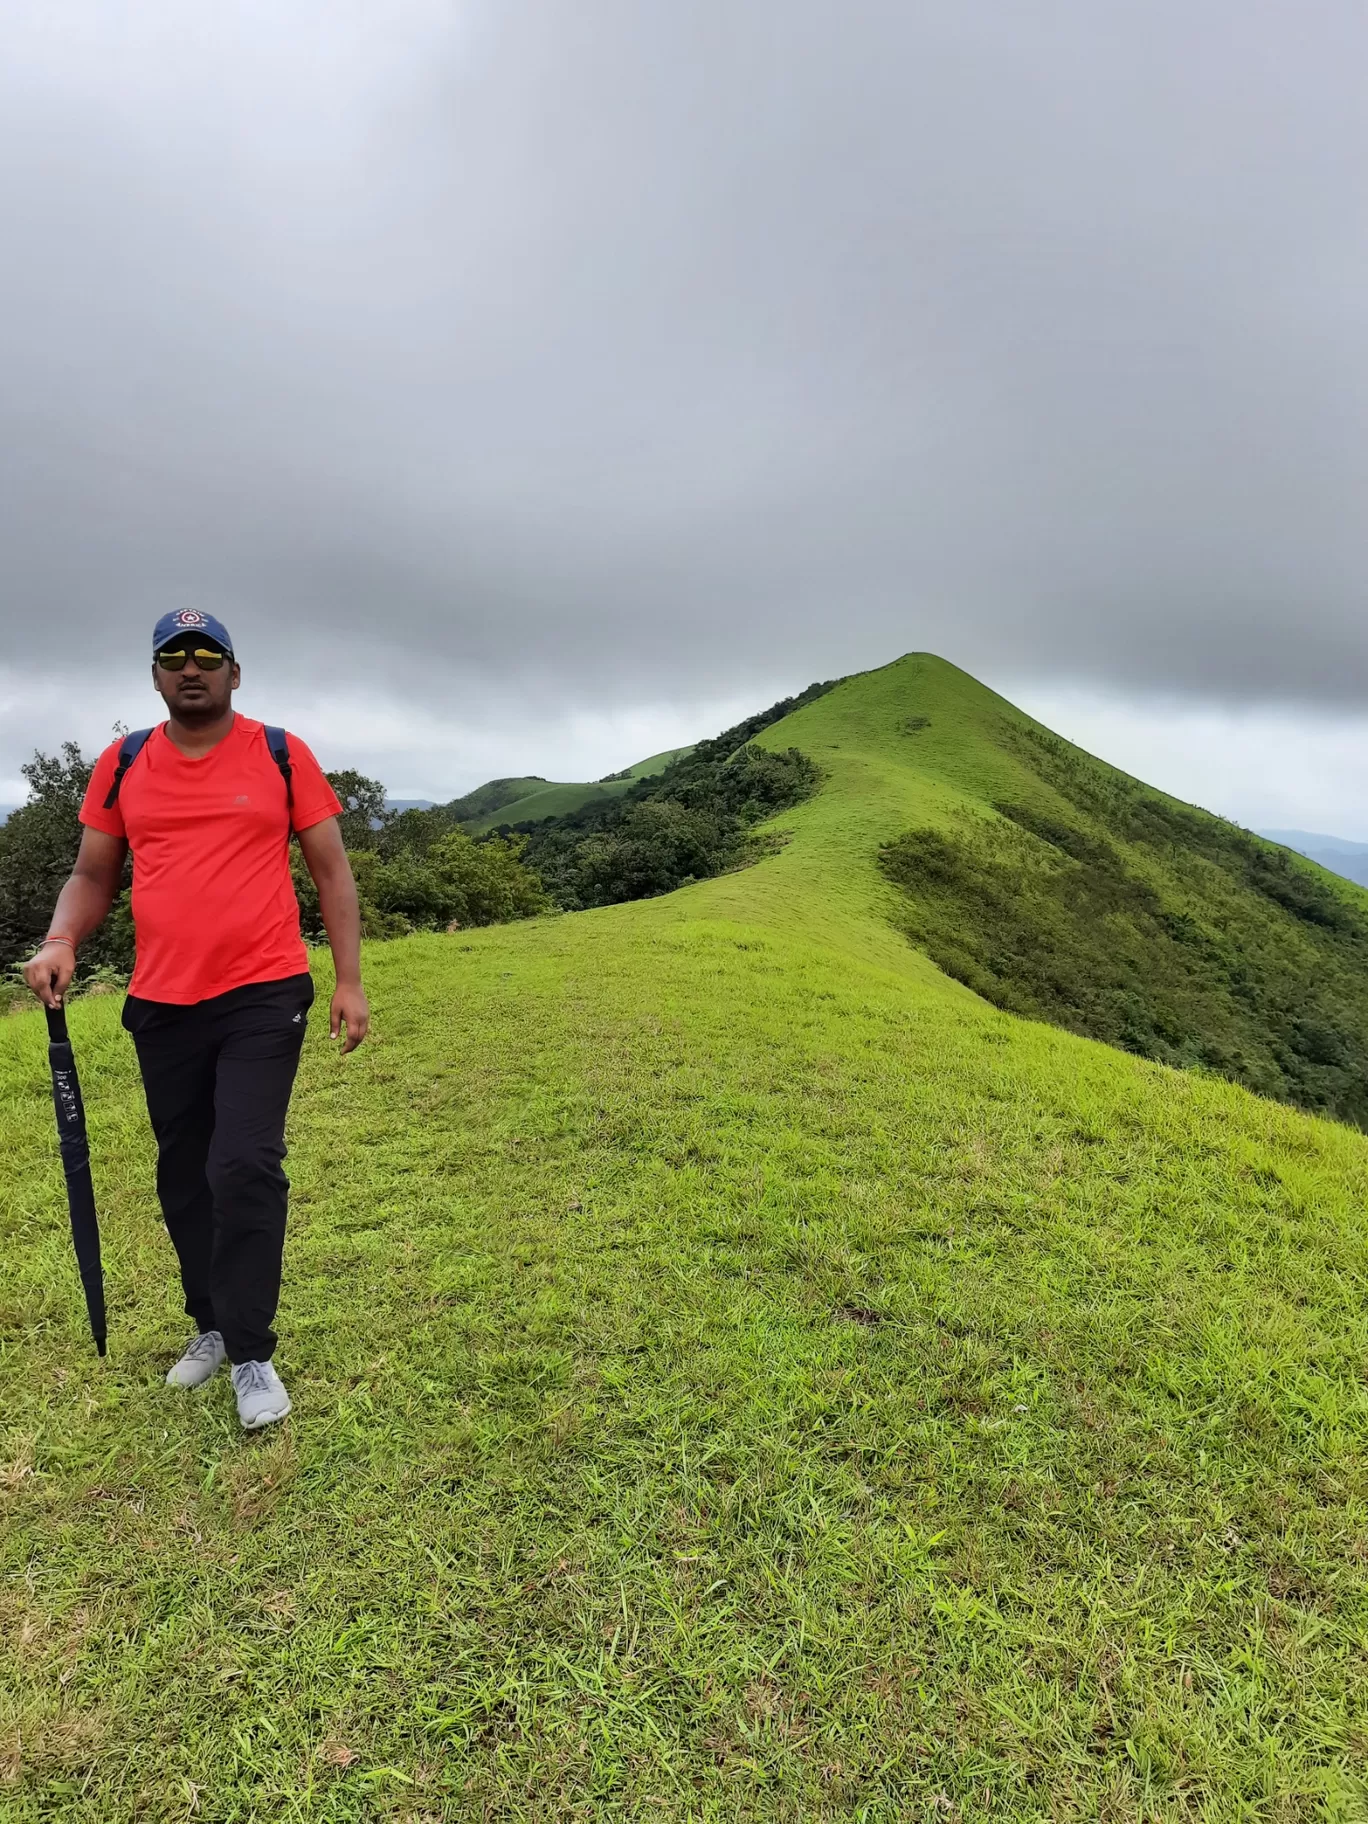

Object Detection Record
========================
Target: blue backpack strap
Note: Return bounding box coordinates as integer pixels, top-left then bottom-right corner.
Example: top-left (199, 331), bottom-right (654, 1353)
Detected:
top-left (102, 727), bottom-right (154, 809)
top-left (263, 725), bottom-right (293, 815)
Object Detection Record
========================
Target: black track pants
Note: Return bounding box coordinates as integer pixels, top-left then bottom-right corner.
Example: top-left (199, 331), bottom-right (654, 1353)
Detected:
top-left (122, 973), bottom-right (314, 1363)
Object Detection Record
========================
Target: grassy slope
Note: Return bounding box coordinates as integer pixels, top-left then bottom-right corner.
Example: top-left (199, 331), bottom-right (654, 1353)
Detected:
top-left (626, 744), bottom-right (695, 780)
top-left (874, 686), bottom-right (1368, 1125)
top-left (443, 779), bottom-right (549, 824)
top-left (463, 748), bottom-right (694, 834)
top-left (3, 655), bottom-right (1368, 1819)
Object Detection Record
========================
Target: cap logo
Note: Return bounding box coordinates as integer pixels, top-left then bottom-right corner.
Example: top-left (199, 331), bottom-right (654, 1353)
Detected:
top-left (175, 609), bottom-right (207, 628)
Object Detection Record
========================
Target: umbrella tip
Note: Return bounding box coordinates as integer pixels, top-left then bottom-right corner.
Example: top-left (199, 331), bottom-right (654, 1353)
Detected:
top-left (95, 1337), bottom-right (108, 1357)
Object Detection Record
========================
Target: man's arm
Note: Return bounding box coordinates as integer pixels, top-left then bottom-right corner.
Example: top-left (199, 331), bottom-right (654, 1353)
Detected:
top-left (296, 816), bottom-right (370, 1054)
top-left (22, 828), bottom-right (128, 1009)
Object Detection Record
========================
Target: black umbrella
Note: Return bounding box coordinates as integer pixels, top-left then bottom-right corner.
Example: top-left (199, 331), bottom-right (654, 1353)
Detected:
top-left (45, 1003), bottom-right (108, 1356)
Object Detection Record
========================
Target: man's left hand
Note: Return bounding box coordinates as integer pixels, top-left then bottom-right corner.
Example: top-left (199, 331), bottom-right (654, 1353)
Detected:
top-left (330, 983), bottom-right (370, 1054)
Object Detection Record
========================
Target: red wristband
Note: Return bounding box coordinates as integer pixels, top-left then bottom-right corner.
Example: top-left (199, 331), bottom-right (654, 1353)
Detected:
top-left (43, 935), bottom-right (77, 951)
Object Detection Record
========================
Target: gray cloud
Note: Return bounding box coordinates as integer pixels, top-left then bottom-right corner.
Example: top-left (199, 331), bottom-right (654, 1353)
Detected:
top-left (3, 0), bottom-right (1366, 787)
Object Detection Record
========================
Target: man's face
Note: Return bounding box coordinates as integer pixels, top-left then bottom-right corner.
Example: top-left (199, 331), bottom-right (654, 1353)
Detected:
top-left (152, 640), bottom-right (241, 721)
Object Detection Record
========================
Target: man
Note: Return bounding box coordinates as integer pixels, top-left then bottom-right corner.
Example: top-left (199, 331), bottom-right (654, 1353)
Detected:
top-left (24, 610), bottom-right (368, 1430)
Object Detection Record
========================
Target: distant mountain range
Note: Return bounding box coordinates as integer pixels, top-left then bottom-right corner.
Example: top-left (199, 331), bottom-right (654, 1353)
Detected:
top-left (1257, 831), bottom-right (1368, 888)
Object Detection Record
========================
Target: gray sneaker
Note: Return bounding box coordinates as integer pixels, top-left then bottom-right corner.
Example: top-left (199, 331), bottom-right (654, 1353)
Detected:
top-left (166, 1329), bottom-right (227, 1389)
top-left (232, 1360), bottom-right (292, 1430)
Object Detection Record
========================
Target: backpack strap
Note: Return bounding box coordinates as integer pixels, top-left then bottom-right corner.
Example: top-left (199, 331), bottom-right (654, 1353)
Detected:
top-left (263, 726), bottom-right (294, 816)
top-left (102, 728), bottom-right (155, 809)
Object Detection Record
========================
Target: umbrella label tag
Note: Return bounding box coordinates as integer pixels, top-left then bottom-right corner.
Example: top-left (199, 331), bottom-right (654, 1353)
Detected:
top-left (54, 1067), bottom-right (80, 1124)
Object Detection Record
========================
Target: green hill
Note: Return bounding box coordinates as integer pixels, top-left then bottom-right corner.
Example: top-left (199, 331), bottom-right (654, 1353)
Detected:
top-left (456, 746), bottom-right (693, 834)
top-left (441, 775), bottom-right (550, 823)
top-left (871, 681), bottom-right (1368, 1127)
top-left (4, 655), bottom-right (1368, 1817)
top-left (464, 778), bottom-right (628, 832)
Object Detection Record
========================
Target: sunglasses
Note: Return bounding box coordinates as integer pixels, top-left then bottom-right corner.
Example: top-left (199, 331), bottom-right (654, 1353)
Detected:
top-left (156, 646), bottom-right (230, 672)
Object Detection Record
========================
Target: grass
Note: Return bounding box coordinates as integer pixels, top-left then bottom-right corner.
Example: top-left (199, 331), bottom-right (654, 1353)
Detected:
top-left (445, 780), bottom-right (550, 826)
top-left (624, 745), bottom-right (695, 781)
top-left (4, 655), bottom-right (1368, 1819)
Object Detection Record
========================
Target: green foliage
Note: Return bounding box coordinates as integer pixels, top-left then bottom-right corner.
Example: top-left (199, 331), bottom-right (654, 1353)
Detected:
top-left (516, 745), bottom-right (819, 908)
top-left (376, 803), bottom-right (459, 857)
top-left (535, 798), bottom-right (724, 907)
top-left (295, 829), bottom-right (548, 942)
top-left (324, 768), bottom-right (389, 851)
top-left (0, 742), bottom-right (134, 982)
top-left (881, 725), bottom-right (1368, 1126)
top-left (509, 684), bottom-right (836, 909)
top-left (427, 829), bottom-right (549, 926)
top-left (351, 848), bottom-right (452, 934)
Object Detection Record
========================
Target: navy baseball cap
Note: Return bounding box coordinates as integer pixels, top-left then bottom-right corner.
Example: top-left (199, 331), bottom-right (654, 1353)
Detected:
top-left (152, 608), bottom-right (234, 654)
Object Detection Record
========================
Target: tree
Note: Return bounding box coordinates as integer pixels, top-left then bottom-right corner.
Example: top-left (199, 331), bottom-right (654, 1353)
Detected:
top-left (326, 770), bottom-right (390, 851)
top-left (427, 830), bottom-right (549, 926)
top-left (0, 742), bottom-right (134, 976)
top-left (292, 825), bottom-right (547, 941)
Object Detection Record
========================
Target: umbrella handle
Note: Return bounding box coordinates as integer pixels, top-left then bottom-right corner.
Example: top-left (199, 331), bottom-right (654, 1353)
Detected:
top-left (45, 1003), bottom-right (70, 1044)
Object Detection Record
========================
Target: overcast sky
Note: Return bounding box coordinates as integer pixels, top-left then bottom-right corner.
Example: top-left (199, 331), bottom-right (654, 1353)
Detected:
top-left (3, 2), bottom-right (1366, 829)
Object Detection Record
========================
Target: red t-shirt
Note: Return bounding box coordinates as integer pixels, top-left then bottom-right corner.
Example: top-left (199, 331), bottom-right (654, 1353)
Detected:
top-left (80, 715), bottom-right (342, 1004)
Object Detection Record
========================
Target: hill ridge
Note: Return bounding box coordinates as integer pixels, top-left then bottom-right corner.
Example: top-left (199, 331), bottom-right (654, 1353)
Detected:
top-left (5, 649), bottom-right (1368, 1810)
top-left (710, 653), bottom-right (1368, 1125)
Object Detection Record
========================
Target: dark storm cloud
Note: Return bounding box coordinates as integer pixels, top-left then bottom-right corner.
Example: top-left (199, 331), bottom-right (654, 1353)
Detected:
top-left (2, 0), bottom-right (1366, 718)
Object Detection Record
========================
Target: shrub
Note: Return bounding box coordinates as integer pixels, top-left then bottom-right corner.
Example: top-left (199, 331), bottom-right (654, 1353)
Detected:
top-left (428, 830), bottom-right (549, 926)
top-left (294, 832), bottom-right (547, 942)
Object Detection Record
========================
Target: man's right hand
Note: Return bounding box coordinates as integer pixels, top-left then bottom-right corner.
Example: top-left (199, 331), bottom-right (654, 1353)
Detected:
top-left (24, 942), bottom-right (77, 1009)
